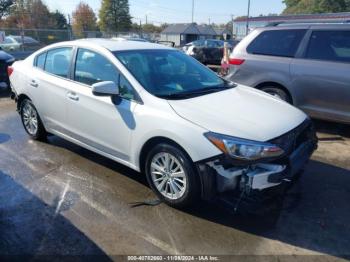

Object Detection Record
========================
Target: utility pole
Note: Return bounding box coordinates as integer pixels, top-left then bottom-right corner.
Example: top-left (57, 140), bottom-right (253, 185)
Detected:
top-left (139, 19), bottom-right (142, 38)
top-left (67, 14), bottom-right (72, 40)
top-left (231, 14), bottom-right (235, 38)
top-left (191, 0), bottom-right (194, 23)
top-left (145, 15), bottom-right (148, 25)
top-left (246, 0), bottom-right (251, 35)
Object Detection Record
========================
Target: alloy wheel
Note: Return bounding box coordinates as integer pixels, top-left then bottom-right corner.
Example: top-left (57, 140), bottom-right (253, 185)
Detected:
top-left (22, 101), bottom-right (39, 135)
top-left (150, 152), bottom-right (187, 200)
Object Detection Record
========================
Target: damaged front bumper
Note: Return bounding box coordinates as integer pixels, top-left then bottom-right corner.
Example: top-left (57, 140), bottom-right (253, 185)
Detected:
top-left (196, 120), bottom-right (318, 213)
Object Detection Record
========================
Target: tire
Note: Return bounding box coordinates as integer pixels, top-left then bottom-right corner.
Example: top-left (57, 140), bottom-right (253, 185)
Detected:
top-left (145, 143), bottom-right (200, 208)
top-left (261, 86), bottom-right (291, 104)
top-left (20, 99), bottom-right (47, 141)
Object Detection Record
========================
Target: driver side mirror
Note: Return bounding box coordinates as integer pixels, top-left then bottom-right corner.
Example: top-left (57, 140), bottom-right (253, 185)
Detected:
top-left (92, 81), bottom-right (119, 96)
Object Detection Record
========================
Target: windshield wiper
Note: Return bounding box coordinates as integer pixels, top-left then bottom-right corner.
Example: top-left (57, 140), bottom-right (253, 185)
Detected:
top-left (157, 84), bottom-right (236, 100)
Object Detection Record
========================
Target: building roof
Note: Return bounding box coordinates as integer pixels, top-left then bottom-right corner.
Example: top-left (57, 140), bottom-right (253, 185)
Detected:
top-left (197, 24), bottom-right (217, 35)
top-left (234, 12), bottom-right (350, 23)
top-left (161, 23), bottom-right (201, 35)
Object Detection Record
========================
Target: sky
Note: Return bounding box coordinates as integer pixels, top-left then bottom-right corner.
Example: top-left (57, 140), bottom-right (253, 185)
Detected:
top-left (44, 0), bottom-right (286, 25)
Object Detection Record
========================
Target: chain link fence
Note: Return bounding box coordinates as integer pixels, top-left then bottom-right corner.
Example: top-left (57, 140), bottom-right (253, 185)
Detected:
top-left (0, 28), bottom-right (161, 59)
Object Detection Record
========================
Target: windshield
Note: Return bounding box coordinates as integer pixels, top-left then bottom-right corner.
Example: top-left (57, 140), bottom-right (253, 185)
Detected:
top-left (114, 49), bottom-right (230, 99)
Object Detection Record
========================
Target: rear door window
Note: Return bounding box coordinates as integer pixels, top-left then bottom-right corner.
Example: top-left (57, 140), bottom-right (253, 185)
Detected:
top-left (44, 47), bottom-right (73, 78)
top-left (305, 30), bottom-right (350, 63)
top-left (247, 29), bottom-right (307, 57)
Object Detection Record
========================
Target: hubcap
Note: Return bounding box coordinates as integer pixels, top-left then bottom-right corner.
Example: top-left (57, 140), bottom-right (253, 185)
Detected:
top-left (22, 102), bottom-right (38, 135)
top-left (150, 152), bottom-right (187, 200)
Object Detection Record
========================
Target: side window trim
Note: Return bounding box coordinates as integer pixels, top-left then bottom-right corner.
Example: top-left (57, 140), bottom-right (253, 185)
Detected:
top-left (72, 47), bottom-right (142, 104)
top-left (295, 29), bottom-right (312, 59)
top-left (69, 46), bottom-right (78, 81)
top-left (34, 51), bottom-right (47, 70)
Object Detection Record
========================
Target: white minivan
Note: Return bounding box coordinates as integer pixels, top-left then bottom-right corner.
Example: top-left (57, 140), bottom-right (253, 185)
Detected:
top-left (9, 39), bottom-right (318, 209)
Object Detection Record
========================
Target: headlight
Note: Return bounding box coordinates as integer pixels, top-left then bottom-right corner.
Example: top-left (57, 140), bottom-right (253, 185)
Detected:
top-left (205, 132), bottom-right (284, 161)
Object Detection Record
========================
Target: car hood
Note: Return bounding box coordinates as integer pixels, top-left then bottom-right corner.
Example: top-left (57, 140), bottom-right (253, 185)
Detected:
top-left (168, 85), bottom-right (307, 142)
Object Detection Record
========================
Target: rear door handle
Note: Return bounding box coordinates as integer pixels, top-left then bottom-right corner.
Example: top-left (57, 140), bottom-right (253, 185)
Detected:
top-left (30, 80), bottom-right (38, 88)
top-left (67, 92), bottom-right (79, 101)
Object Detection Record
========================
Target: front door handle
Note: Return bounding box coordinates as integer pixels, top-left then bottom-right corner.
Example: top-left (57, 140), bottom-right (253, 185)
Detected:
top-left (67, 92), bottom-right (79, 101)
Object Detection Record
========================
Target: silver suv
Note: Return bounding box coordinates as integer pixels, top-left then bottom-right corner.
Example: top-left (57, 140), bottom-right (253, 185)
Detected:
top-left (227, 24), bottom-right (350, 124)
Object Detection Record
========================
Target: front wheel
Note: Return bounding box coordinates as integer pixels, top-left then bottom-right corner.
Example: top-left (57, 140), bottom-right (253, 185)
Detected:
top-left (20, 99), bottom-right (47, 140)
top-left (145, 143), bottom-right (200, 208)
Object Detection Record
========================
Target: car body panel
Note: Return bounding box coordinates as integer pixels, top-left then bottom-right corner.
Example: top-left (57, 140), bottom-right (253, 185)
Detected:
top-left (168, 85), bottom-right (307, 142)
top-left (65, 79), bottom-right (138, 162)
top-left (290, 58), bottom-right (350, 123)
top-left (228, 24), bottom-right (350, 124)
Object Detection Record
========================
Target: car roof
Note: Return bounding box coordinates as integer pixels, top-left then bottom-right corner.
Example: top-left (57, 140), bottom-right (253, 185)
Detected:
top-left (66, 38), bottom-right (173, 52)
top-left (261, 23), bottom-right (350, 30)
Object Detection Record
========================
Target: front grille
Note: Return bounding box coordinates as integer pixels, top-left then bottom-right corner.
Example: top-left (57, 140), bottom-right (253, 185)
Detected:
top-left (270, 119), bottom-right (316, 155)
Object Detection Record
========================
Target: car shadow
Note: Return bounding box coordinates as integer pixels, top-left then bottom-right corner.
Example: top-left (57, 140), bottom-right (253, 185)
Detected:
top-left (0, 87), bottom-right (10, 98)
top-left (187, 160), bottom-right (350, 258)
top-left (0, 170), bottom-right (112, 259)
top-left (314, 119), bottom-right (350, 139)
top-left (46, 134), bottom-right (350, 258)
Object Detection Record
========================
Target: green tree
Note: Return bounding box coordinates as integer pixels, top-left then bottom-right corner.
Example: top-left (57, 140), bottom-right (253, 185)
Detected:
top-left (72, 2), bottom-right (97, 38)
top-left (2, 0), bottom-right (55, 29)
top-left (160, 23), bottom-right (169, 31)
top-left (283, 0), bottom-right (349, 14)
top-left (142, 23), bottom-right (162, 33)
top-left (99, 0), bottom-right (132, 32)
top-left (50, 10), bottom-right (68, 29)
top-left (0, 0), bottom-right (13, 19)
top-left (26, 0), bottom-right (54, 28)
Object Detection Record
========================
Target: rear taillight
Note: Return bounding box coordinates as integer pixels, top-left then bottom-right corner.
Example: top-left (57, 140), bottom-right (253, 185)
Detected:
top-left (7, 66), bottom-right (13, 76)
top-left (229, 58), bottom-right (245, 65)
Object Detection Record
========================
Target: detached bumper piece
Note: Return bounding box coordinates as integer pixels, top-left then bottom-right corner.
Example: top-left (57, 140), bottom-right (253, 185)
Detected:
top-left (197, 119), bottom-right (318, 215)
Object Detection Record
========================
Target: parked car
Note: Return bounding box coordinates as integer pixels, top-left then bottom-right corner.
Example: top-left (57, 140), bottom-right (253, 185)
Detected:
top-left (0, 36), bottom-right (42, 52)
top-left (0, 50), bottom-right (15, 90)
top-left (227, 23), bottom-right (350, 124)
top-left (9, 39), bottom-right (317, 210)
top-left (155, 40), bottom-right (175, 47)
top-left (183, 39), bottom-right (232, 65)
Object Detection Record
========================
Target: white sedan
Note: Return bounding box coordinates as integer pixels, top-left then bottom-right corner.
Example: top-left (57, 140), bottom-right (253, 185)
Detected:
top-left (9, 39), bottom-right (317, 209)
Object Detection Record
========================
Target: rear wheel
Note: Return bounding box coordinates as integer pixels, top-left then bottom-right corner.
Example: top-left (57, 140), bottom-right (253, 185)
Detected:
top-left (145, 143), bottom-right (200, 208)
top-left (20, 99), bottom-right (47, 140)
top-left (260, 86), bottom-right (291, 104)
